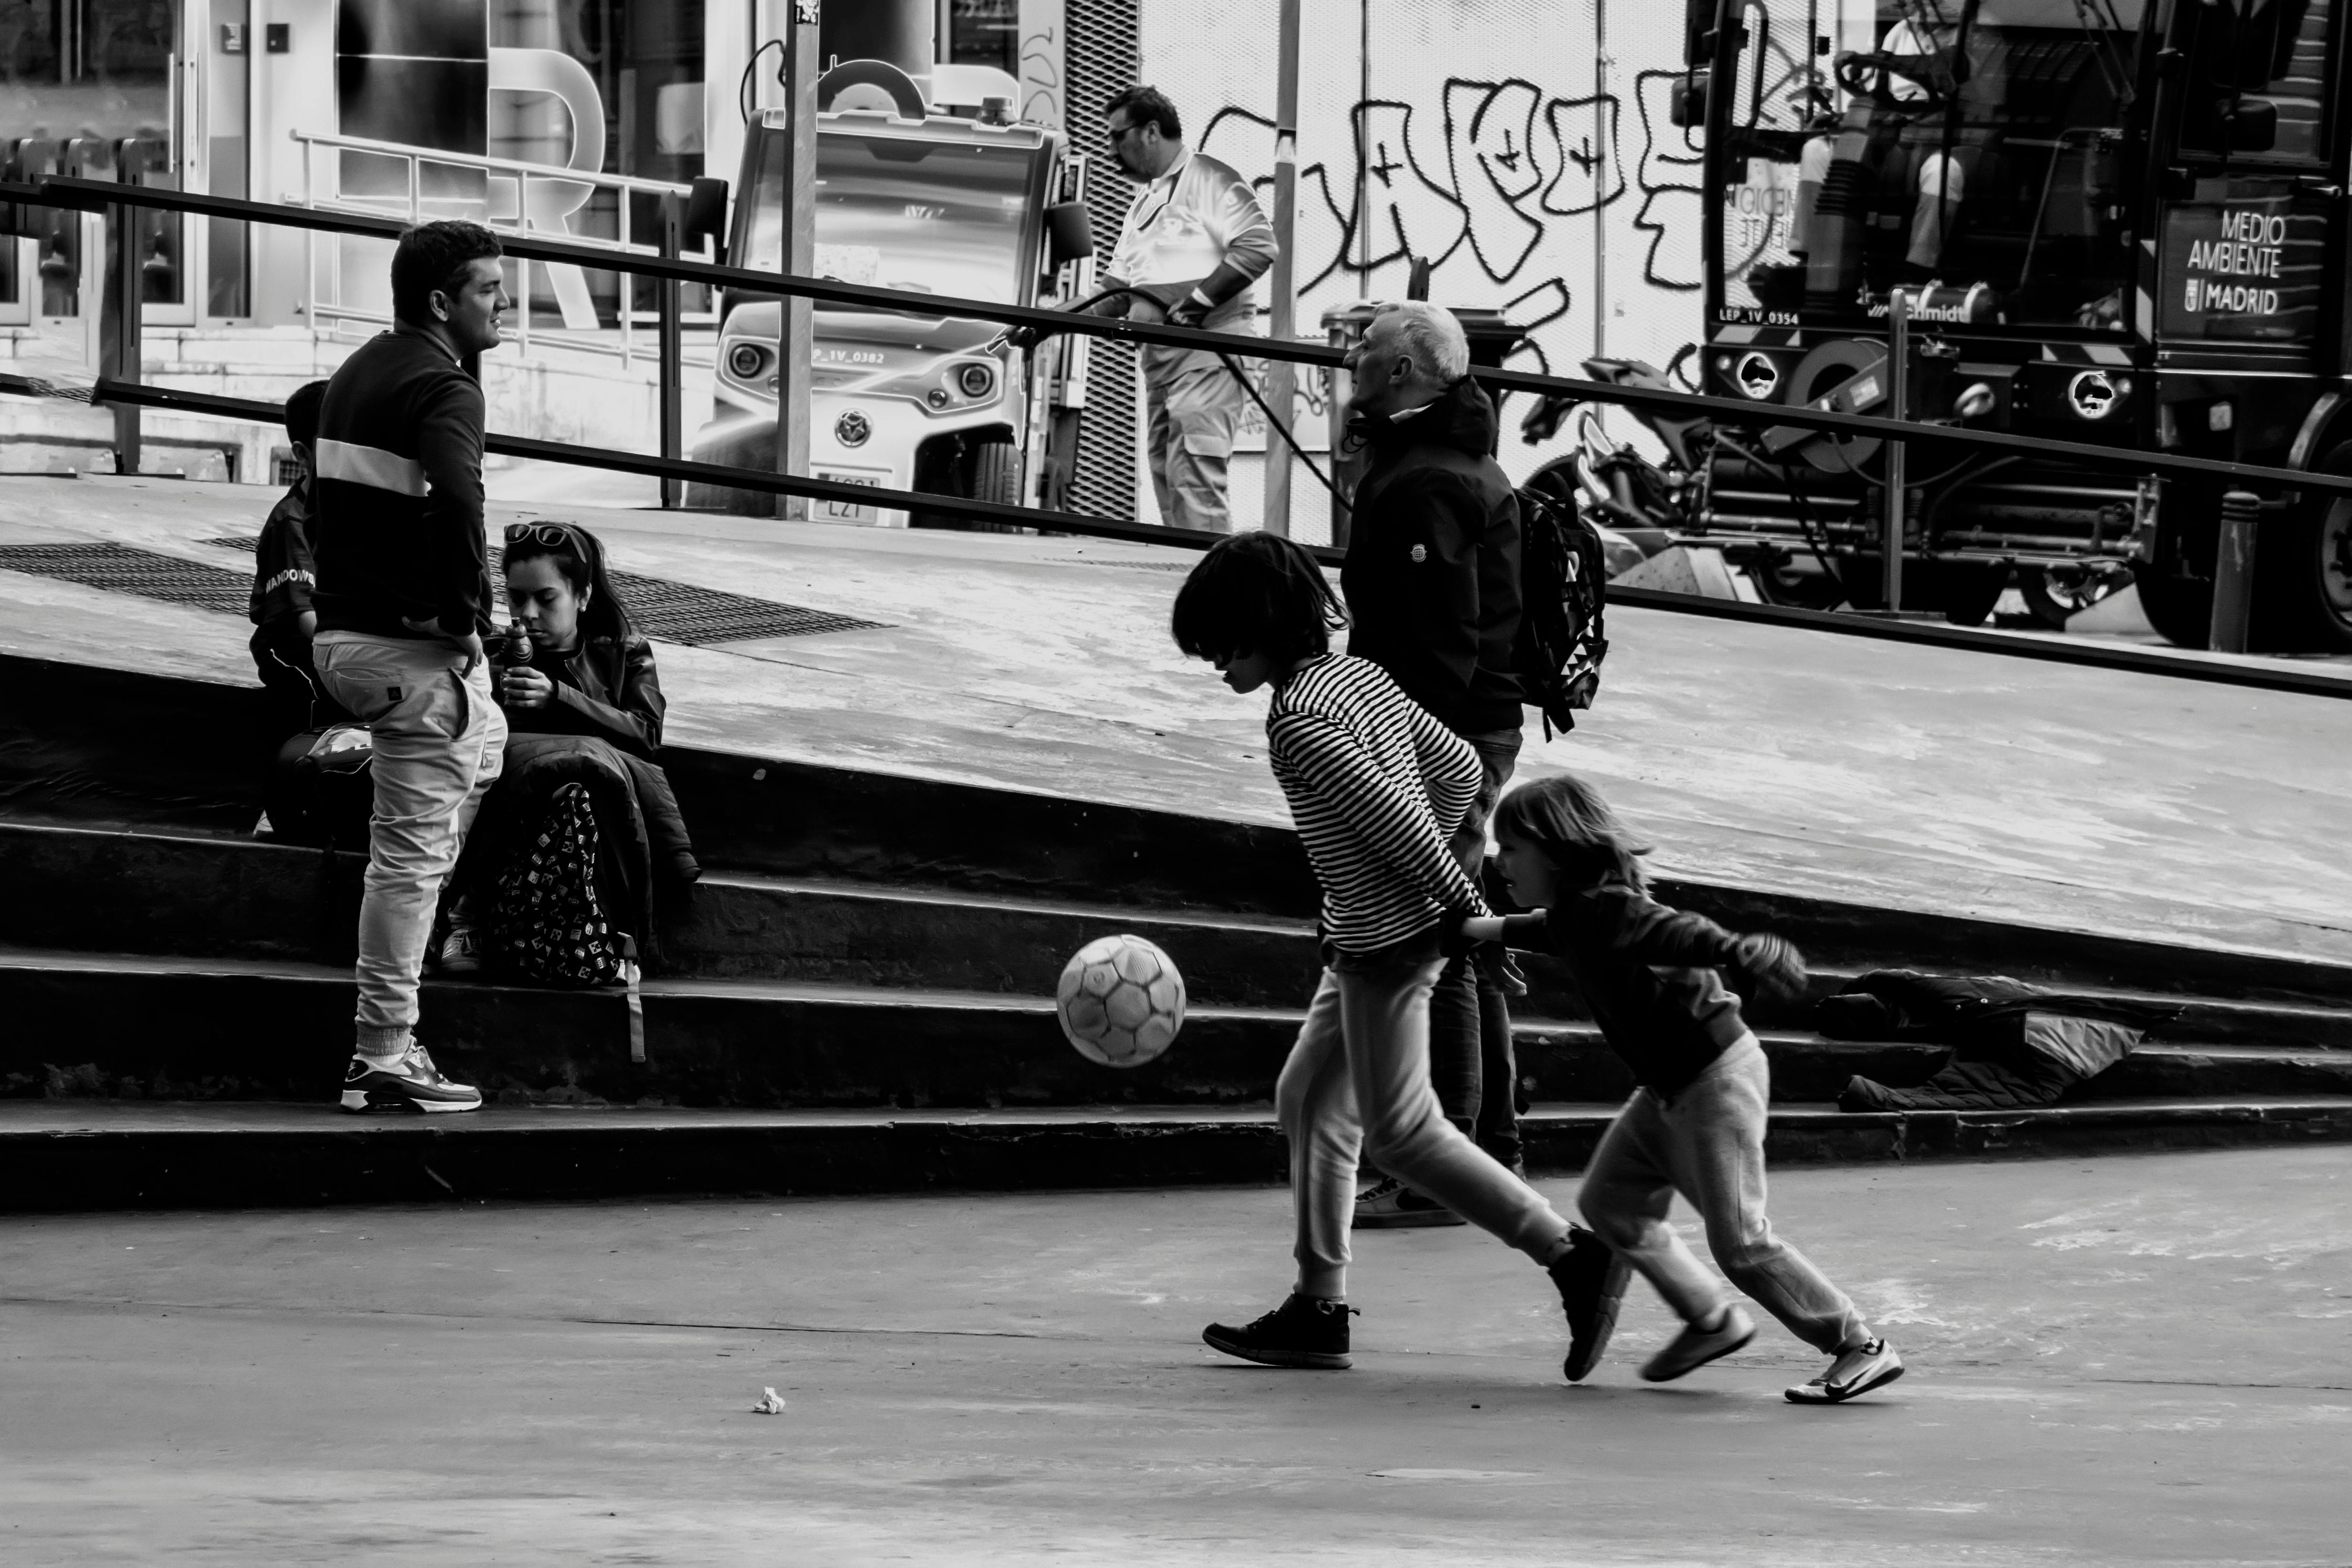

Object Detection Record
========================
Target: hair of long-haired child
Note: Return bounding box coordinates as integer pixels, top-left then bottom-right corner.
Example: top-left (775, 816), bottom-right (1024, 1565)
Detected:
top-left (1169, 530), bottom-right (1347, 665)
top-left (1493, 772), bottom-right (1652, 893)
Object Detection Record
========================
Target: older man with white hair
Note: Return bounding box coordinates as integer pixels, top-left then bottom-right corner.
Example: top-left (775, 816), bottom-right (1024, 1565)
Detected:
top-left (1338, 301), bottom-right (1528, 1226)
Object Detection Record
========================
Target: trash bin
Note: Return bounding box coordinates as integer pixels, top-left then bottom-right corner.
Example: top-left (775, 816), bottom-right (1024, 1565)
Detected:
top-left (1321, 302), bottom-right (1525, 550)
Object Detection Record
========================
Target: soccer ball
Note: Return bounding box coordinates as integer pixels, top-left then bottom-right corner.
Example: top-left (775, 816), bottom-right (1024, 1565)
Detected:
top-left (1056, 935), bottom-right (1185, 1068)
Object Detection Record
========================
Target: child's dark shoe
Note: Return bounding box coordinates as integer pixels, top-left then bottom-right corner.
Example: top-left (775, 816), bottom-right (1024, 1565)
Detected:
top-left (1202, 1294), bottom-right (1357, 1370)
top-left (1548, 1225), bottom-right (1631, 1381)
top-left (1640, 1303), bottom-right (1757, 1382)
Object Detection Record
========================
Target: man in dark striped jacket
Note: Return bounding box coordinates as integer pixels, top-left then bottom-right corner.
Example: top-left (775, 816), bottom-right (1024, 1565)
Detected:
top-left (1172, 532), bottom-right (1606, 1373)
top-left (309, 220), bottom-right (510, 1115)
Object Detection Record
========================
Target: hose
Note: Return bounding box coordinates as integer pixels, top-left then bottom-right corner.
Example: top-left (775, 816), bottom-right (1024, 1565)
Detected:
top-left (991, 284), bottom-right (1349, 507)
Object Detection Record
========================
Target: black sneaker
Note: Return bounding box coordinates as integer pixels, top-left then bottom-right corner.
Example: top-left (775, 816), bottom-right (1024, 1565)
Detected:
top-left (339, 1046), bottom-right (484, 1114)
top-left (1353, 1174), bottom-right (1466, 1229)
top-left (1202, 1294), bottom-right (1357, 1370)
top-left (1549, 1225), bottom-right (1633, 1381)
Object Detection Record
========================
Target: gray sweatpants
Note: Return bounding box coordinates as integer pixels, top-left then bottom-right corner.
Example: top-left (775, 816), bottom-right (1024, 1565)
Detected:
top-left (1279, 952), bottom-right (1572, 1300)
top-left (313, 632), bottom-right (506, 1060)
top-left (1578, 1035), bottom-right (1868, 1353)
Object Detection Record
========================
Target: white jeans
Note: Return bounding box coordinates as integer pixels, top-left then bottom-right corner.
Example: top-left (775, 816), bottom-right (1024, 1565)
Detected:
top-left (1278, 955), bottom-right (1572, 1299)
top-left (313, 632), bottom-right (506, 1056)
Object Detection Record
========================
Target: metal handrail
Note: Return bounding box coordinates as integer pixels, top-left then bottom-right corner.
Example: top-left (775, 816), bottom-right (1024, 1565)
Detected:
top-left (32, 171), bottom-right (2352, 504)
top-left (287, 132), bottom-right (717, 370)
top-left (87, 375), bottom-right (2352, 700)
top-left (290, 128), bottom-right (700, 212)
top-left (27, 170), bottom-right (2352, 690)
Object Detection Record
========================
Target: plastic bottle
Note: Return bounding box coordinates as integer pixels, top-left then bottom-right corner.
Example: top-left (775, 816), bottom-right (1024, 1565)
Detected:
top-left (501, 618), bottom-right (533, 668)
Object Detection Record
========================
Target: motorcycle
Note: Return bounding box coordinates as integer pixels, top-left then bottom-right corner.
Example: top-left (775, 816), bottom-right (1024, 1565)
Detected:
top-left (1518, 347), bottom-right (1847, 608)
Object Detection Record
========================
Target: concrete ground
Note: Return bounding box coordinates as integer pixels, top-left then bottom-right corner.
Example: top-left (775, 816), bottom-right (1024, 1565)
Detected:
top-left (4, 473), bottom-right (2352, 963)
top-left (2, 1145), bottom-right (2346, 1565)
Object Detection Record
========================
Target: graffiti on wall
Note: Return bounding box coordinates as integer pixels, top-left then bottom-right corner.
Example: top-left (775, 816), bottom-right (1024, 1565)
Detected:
top-left (1196, 70), bottom-right (1705, 349)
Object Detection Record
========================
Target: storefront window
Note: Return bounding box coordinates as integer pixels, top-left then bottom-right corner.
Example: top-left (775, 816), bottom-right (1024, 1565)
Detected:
top-left (0, 0), bottom-right (178, 317)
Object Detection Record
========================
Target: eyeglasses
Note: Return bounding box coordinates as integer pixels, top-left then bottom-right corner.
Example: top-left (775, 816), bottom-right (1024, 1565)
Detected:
top-left (1106, 120), bottom-right (1140, 145)
top-left (505, 522), bottom-right (580, 550)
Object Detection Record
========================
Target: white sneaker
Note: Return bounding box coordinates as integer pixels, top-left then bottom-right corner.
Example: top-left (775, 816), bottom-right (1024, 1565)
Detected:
top-left (1640, 1303), bottom-right (1757, 1382)
top-left (1786, 1337), bottom-right (1905, 1403)
top-left (435, 923), bottom-right (482, 975)
top-left (340, 1046), bottom-right (484, 1114)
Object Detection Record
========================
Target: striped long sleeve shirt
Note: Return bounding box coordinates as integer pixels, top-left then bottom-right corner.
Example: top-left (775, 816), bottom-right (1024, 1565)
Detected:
top-left (1265, 654), bottom-right (1489, 953)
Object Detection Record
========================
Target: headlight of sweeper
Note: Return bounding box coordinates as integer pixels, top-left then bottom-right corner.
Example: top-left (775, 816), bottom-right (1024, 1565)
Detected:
top-left (957, 362), bottom-right (997, 400)
top-left (727, 342), bottom-right (768, 381)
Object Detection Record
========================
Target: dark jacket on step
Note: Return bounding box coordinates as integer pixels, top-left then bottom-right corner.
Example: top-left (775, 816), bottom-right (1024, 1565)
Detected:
top-left (310, 326), bottom-right (494, 640)
top-left (1341, 377), bottom-right (1523, 735)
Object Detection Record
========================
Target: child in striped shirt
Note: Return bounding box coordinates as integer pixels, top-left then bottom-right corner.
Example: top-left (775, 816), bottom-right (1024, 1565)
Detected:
top-left (1171, 532), bottom-right (1607, 1372)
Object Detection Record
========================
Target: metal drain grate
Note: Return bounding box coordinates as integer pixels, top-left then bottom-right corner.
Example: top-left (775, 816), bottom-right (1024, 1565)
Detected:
top-left (1060, 557), bottom-right (1195, 571)
top-left (11, 538), bottom-right (894, 646)
top-left (601, 569), bottom-right (885, 643)
top-left (0, 542), bottom-right (251, 615)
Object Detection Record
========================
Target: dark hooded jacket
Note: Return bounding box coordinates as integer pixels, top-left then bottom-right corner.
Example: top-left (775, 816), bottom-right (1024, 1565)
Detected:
top-left (1340, 377), bottom-right (1524, 735)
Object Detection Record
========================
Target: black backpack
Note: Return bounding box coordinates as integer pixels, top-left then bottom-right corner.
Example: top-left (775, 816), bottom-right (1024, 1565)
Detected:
top-left (1514, 484), bottom-right (1611, 738)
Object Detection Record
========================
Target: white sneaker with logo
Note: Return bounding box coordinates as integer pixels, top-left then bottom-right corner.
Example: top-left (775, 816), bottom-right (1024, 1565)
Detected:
top-left (1786, 1337), bottom-right (1905, 1404)
top-left (339, 1045), bottom-right (484, 1114)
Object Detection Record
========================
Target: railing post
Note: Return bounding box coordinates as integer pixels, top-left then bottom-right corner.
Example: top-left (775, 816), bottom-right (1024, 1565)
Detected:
top-left (2209, 489), bottom-right (2260, 653)
top-left (1259, 0), bottom-right (1302, 539)
top-left (1882, 287), bottom-right (1908, 614)
top-left (105, 197), bottom-right (142, 477)
top-left (774, 5), bottom-right (819, 523)
top-left (659, 191), bottom-right (683, 510)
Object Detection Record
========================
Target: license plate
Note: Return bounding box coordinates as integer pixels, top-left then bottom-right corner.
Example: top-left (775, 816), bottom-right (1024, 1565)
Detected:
top-left (815, 470), bottom-right (883, 522)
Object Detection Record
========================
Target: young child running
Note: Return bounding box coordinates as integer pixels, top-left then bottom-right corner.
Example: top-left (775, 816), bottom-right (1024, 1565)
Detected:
top-left (1172, 531), bottom-right (1606, 1372)
top-left (1463, 772), bottom-right (1905, 1403)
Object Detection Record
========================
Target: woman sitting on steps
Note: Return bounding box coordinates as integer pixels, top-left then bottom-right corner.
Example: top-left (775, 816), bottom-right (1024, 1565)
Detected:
top-left (437, 521), bottom-right (698, 982)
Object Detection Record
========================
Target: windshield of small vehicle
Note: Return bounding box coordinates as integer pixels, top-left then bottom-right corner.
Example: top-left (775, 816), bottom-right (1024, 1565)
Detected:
top-left (1716, 0), bottom-right (2147, 334)
top-left (741, 128), bottom-right (1036, 304)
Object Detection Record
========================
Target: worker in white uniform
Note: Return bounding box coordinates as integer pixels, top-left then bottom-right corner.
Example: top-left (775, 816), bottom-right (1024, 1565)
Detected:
top-left (1048, 85), bottom-right (1279, 532)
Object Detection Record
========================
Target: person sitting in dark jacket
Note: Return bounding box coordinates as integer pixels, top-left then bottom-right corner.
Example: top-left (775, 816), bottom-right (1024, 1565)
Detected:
top-left (437, 521), bottom-right (696, 973)
top-left (247, 379), bottom-right (350, 739)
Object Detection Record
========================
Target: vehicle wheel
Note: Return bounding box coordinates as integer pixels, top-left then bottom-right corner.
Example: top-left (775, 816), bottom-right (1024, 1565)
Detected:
top-left (1744, 548), bottom-right (1846, 610)
top-left (2134, 568), bottom-right (2211, 648)
top-left (1936, 562), bottom-right (2010, 627)
top-left (2016, 565), bottom-right (2126, 630)
top-left (2275, 442), bottom-right (2352, 651)
top-left (972, 439), bottom-right (1022, 507)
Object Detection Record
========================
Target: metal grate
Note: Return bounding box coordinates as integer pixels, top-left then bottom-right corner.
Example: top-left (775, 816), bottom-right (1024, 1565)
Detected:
top-left (1060, 557), bottom-right (1193, 571)
top-left (1066, 0), bottom-right (1142, 524)
top-left (2, 538), bottom-right (893, 646)
top-left (0, 542), bottom-right (251, 614)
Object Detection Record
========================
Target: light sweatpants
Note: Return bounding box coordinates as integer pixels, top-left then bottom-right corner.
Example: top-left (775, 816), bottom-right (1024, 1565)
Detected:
top-left (1578, 1035), bottom-right (1866, 1353)
top-left (1279, 953), bottom-right (1572, 1299)
top-left (313, 631), bottom-right (506, 1058)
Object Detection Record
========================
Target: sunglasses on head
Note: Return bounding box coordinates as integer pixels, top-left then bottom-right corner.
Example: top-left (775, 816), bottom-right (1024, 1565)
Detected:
top-left (505, 522), bottom-right (580, 550)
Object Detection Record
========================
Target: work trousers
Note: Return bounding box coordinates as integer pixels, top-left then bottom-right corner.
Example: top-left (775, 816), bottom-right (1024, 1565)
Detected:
top-left (1140, 306), bottom-right (1254, 532)
top-left (1578, 1035), bottom-right (1867, 1353)
top-left (1280, 950), bottom-right (1571, 1300)
top-left (313, 632), bottom-right (506, 1058)
top-left (1429, 726), bottom-right (1524, 1164)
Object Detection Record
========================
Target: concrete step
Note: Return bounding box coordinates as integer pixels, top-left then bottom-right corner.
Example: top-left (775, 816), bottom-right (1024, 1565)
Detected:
top-left (6, 1095), bottom-right (2351, 1211)
top-left (7, 946), bottom-right (2352, 1116)
top-left (12, 820), bottom-right (2352, 1045)
top-left (13, 652), bottom-right (2352, 1010)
